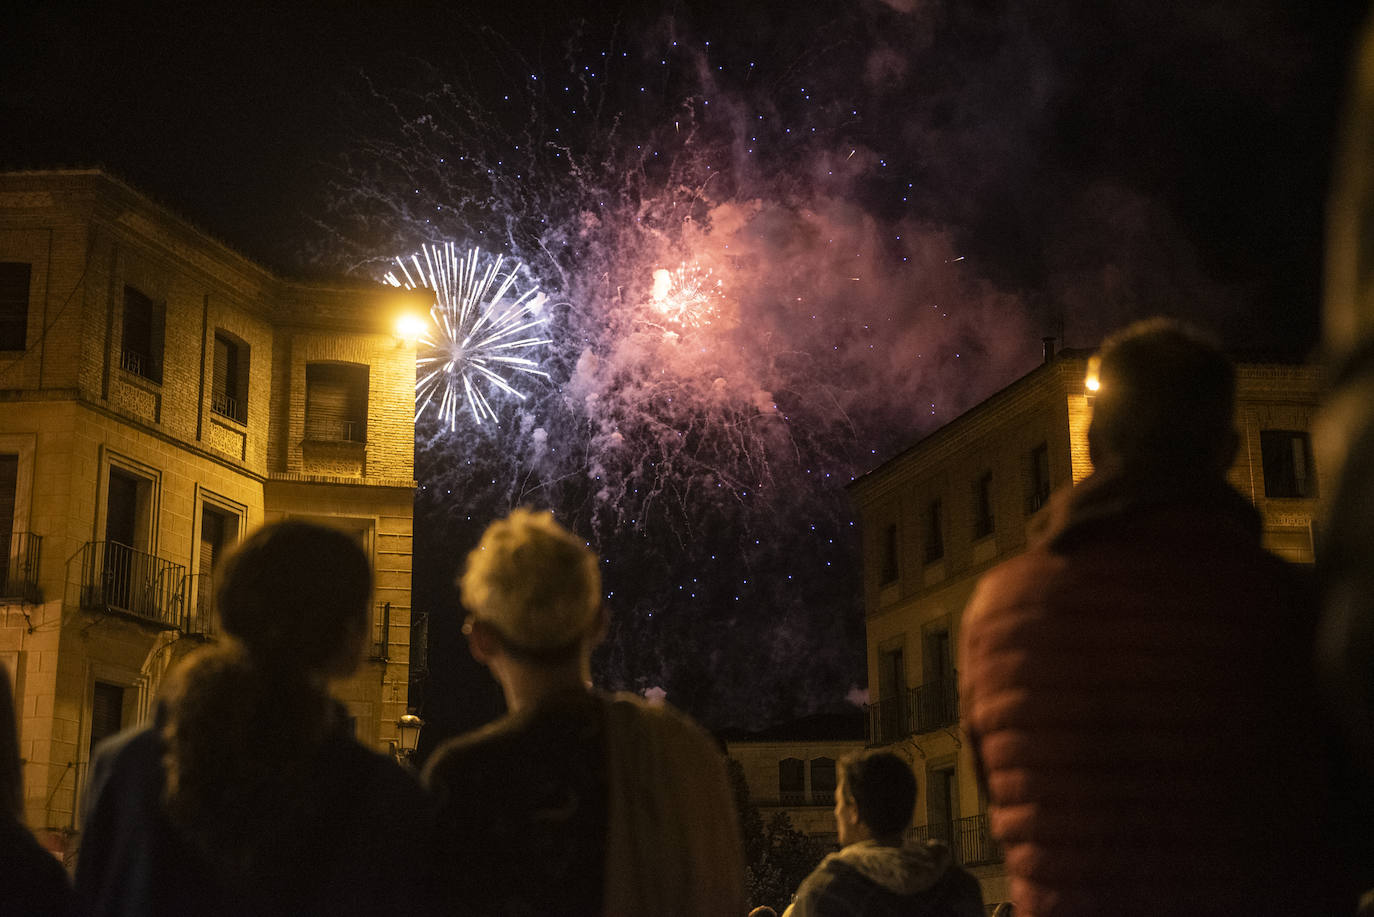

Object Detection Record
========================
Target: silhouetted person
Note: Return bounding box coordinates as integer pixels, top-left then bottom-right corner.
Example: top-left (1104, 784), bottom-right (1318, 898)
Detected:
top-left (423, 508), bottom-right (745, 916)
top-left (959, 319), bottom-right (1353, 916)
top-left (75, 521), bottom-right (434, 917)
top-left (1316, 9), bottom-right (1374, 901)
top-left (0, 663), bottom-right (73, 916)
top-left (783, 750), bottom-right (982, 917)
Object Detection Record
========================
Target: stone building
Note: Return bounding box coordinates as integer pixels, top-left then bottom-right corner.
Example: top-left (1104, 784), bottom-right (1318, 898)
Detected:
top-left (724, 711), bottom-right (866, 843)
top-left (847, 343), bottom-right (1325, 907)
top-left (0, 169), bottom-right (424, 855)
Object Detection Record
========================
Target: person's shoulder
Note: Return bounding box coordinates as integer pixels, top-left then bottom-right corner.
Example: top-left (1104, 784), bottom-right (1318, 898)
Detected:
top-left (92, 721), bottom-right (161, 765)
top-left (325, 733), bottom-right (427, 805)
top-left (0, 816), bottom-right (72, 916)
top-left (928, 862), bottom-right (985, 915)
top-left (785, 853), bottom-right (862, 917)
top-left (604, 691), bottom-right (711, 739)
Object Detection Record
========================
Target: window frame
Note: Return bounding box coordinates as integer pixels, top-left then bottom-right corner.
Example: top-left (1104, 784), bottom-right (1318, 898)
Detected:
top-left (211, 331), bottom-right (250, 423)
top-left (304, 362), bottom-right (369, 443)
top-left (0, 262), bottom-right (32, 352)
top-left (1259, 430), bottom-right (1317, 499)
top-left (120, 285), bottom-right (165, 385)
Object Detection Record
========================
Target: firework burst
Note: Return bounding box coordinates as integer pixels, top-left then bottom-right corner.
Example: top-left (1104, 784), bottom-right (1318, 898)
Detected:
top-left (648, 262), bottom-right (723, 330)
top-left (385, 242), bottom-right (551, 427)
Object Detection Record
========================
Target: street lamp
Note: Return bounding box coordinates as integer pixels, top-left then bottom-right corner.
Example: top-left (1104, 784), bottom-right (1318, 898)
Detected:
top-left (395, 713), bottom-right (424, 766)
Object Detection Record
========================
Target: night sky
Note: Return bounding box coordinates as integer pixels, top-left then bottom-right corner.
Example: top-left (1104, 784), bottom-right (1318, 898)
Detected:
top-left (4, 0), bottom-right (1368, 745)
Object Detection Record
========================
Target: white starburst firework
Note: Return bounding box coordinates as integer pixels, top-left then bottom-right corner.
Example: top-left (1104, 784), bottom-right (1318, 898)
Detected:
top-left (385, 242), bottom-right (551, 427)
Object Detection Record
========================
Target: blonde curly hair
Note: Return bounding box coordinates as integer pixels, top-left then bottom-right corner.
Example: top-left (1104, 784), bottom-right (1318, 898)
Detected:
top-left (460, 508), bottom-right (601, 656)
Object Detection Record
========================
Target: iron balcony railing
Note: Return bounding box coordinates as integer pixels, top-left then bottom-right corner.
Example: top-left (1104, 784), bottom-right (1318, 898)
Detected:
top-left (76, 541), bottom-right (185, 628)
top-left (210, 392), bottom-right (243, 423)
top-left (759, 791), bottom-right (836, 807)
top-left (0, 532), bottom-right (41, 603)
top-left (866, 675), bottom-right (959, 745)
top-left (304, 419), bottom-right (364, 443)
top-left (910, 813), bottom-right (1002, 866)
top-left (369, 601), bottom-right (390, 661)
top-left (181, 572), bottom-right (216, 639)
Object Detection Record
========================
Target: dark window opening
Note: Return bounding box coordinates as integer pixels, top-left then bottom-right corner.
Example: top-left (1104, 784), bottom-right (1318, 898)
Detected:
top-left (121, 286), bottom-right (164, 384)
top-left (810, 757), bottom-right (836, 805)
top-left (211, 332), bottom-right (249, 423)
top-left (305, 363), bottom-right (368, 443)
top-left (0, 263), bottom-right (31, 351)
top-left (973, 472), bottom-right (995, 539)
top-left (880, 523), bottom-right (898, 584)
top-left (1260, 430), bottom-right (1316, 498)
top-left (90, 682), bottom-right (125, 757)
top-left (925, 499), bottom-right (944, 563)
top-left (0, 454), bottom-right (16, 594)
top-left (779, 757), bottom-right (805, 805)
top-left (1027, 442), bottom-right (1051, 513)
top-left (926, 766), bottom-right (957, 844)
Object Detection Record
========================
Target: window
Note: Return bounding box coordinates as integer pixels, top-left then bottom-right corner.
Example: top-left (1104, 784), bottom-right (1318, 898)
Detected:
top-left (877, 646), bottom-right (908, 743)
top-left (0, 262), bottom-right (31, 351)
top-left (779, 758), bottom-right (805, 805)
top-left (192, 504), bottom-right (239, 635)
top-left (305, 363), bottom-right (368, 443)
top-left (1260, 430), bottom-right (1316, 498)
top-left (211, 332), bottom-right (249, 423)
top-left (0, 454), bottom-right (16, 595)
top-left (89, 682), bottom-right (125, 757)
top-left (1027, 442), bottom-right (1051, 513)
top-left (810, 757), bottom-right (836, 805)
top-left (925, 764), bottom-right (958, 844)
top-left (100, 466), bottom-right (157, 616)
top-left (973, 471), bottom-right (995, 539)
top-left (924, 499), bottom-right (944, 563)
top-left (919, 628), bottom-right (957, 731)
top-left (121, 286), bottom-right (164, 383)
top-left (880, 523), bottom-right (898, 584)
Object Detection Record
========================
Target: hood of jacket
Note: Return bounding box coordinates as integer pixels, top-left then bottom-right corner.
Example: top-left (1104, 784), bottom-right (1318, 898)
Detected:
top-left (823, 839), bottom-right (953, 896)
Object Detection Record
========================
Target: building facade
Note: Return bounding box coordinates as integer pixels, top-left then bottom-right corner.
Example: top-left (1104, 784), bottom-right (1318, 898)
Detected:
top-left (725, 712), bottom-right (866, 843)
top-left (0, 170), bottom-right (424, 855)
top-left (847, 347), bottom-right (1326, 907)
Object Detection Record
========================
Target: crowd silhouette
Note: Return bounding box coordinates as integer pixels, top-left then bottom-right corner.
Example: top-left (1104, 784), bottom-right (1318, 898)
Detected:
top-left (8, 14), bottom-right (1374, 914)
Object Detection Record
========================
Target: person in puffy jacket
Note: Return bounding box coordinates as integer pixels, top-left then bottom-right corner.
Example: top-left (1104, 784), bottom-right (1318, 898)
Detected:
top-left (959, 319), bottom-right (1358, 916)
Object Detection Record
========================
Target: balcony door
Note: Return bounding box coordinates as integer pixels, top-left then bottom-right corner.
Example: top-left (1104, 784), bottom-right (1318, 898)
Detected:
top-left (194, 505), bottom-right (238, 633)
top-left (926, 763), bottom-right (958, 851)
top-left (879, 646), bottom-right (906, 743)
top-left (0, 455), bottom-right (17, 593)
top-left (104, 469), bottom-right (150, 612)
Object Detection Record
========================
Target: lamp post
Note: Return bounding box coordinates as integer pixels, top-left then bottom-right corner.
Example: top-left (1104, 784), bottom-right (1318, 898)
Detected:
top-left (394, 712), bottom-right (424, 767)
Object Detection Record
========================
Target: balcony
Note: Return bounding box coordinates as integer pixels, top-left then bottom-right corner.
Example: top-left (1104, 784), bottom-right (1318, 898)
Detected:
top-left (911, 813), bottom-right (1002, 866)
top-left (304, 419), bottom-right (365, 443)
top-left (369, 601), bottom-right (390, 661)
top-left (181, 572), bottom-right (217, 639)
top-left (0, 532), bottom-right (41, 603)
top-left (210, 392), bottom-right (244, 424)
top-left (866, 675), bottom-right (959, 745)
top-left (75, 541), bottom-right (185, 629)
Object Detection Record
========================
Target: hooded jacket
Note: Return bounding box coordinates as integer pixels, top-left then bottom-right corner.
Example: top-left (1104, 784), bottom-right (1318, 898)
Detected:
top-left (959, 467), bottom-right (1355, 916)
top-left (785, 839), bottom-right (983, 917)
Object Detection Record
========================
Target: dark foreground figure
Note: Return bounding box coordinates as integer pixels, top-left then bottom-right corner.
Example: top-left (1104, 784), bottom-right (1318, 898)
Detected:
top-left (0, 662), bottom-right (73, 916)
top-left (784, 751), bottom-right (982, 917)
top-left (424, 508), bottom-right (745, 916)
top-left (75, 522), bottom-right (434, 917)
top-left (959, 320), bottom-right (1359, 916)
